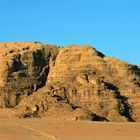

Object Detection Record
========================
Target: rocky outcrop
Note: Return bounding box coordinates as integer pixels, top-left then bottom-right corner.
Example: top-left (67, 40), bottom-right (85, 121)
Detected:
top-left (0, 42), bottom-right (140, 122)
top-left (0, 42), bottom-right (59, 107)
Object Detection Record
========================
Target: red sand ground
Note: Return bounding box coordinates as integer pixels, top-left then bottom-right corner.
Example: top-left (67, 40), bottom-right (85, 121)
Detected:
top-left (0, 109), bottom-right (140, 140)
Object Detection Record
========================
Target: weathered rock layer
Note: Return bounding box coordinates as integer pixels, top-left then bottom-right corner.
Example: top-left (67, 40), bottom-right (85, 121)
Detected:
top-left (0, 42), bottom-right (140, 122)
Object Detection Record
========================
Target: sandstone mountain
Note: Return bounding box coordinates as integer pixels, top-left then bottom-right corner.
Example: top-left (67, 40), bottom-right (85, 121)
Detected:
top-left (0, 42), bottom-right (140, 122)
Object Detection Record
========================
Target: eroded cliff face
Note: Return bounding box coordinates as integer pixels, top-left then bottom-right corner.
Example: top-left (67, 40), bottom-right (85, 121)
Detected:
top-left (0, 42), bottom-right (140, 122)
top-left (0, 42), bottom-right (59, 107)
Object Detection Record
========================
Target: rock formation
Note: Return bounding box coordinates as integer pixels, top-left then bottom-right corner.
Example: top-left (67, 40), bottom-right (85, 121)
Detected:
top-left (0, 42), bottom-right (140, 122)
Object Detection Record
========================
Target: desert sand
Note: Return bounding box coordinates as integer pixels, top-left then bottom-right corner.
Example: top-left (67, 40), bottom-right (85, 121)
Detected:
top-left (0, 109), bottom-right (140, 140)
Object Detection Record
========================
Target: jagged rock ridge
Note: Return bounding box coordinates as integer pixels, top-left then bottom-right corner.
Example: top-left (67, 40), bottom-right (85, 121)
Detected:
top-left (0, 42), bottom-right (140, 122)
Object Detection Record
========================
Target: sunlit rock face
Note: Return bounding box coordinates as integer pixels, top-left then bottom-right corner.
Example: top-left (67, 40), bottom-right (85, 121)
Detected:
top-left (0, 42), bottom-right (59, 107)
top-left (0, 42), bottom-right (140, 122)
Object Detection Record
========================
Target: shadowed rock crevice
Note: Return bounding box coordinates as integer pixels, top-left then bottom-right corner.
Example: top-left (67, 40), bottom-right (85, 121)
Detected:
top-left (92, 114), bottom-right (109, 122)
top-left (104, 82), bottom-right (134, 121)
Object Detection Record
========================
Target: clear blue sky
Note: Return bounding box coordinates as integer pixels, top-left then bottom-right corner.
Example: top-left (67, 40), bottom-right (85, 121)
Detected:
top-left (0, 0), bottom-right (140, 65)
